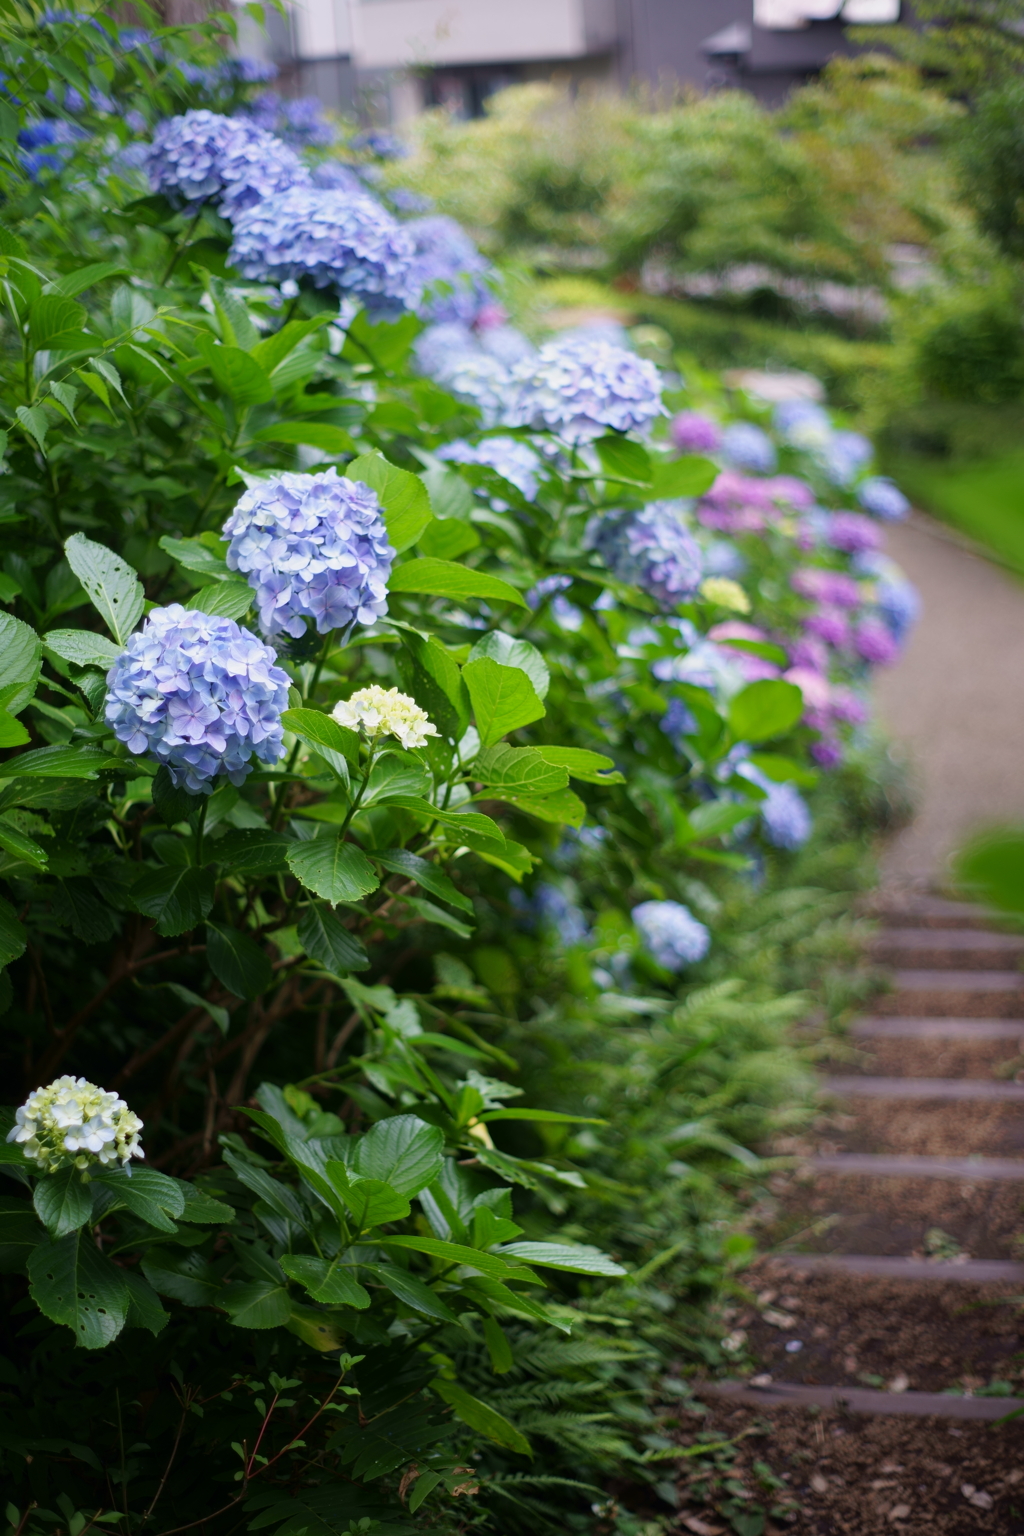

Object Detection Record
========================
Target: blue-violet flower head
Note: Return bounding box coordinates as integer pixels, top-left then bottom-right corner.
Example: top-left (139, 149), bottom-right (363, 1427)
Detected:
top-left (588, 501), bottom-right (703, 608)
top-left (438, 436), bottom-right (541, 499)
top-left (632, 899), bottom-right (710, 970)
top-left (857, 475), bottom-right (910, 522)
top-left (508, 335), bottom-right (664, 442)
top-left (146, 109), bottom-right (309, 220)
top-left (720, 422), bottom-right (777, 474)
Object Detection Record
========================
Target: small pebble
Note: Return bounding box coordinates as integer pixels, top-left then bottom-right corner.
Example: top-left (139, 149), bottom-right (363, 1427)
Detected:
top-left (785, 1339), bottom-right (804, 1353)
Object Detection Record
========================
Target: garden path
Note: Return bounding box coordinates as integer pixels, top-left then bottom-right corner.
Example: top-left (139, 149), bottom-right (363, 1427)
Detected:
top-left (873, 512), bottom-right (1024, 890)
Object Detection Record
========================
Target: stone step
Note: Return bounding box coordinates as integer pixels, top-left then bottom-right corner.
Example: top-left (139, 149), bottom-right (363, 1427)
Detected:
top-left (871, 895), bottom-right (1003, 931)
top-left (871, 928), bottom-right (1024, 970)
top-left (822, 1074), bottom-right (1024, 1101)
top-left (705, 1378), bottom-right (1024, 1419)
top-left (764, 1253), bottom-right (1024, 1282)
top-left (876, 970), bottom-right (1024, 1017)
top-left (809, 1153), bottom-right (1024, 1180)
top-left (851, 1016), bottom-right (1024, 1039)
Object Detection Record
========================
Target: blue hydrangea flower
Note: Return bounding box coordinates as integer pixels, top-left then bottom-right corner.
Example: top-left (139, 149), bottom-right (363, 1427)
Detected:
top-left (772, 399), bottom-right (832, 451)
top-left (852, 552), bottom-right (920, 644)
top-left (526, 573), bottom-right (573, 610)
top-left (229, 186), bottom-right (419, 318)
top-left (632, 900), bottom-right (710, 970)
top-left (588, 501), bottom-right (703, 608)
top-left (479, 325), bottom-right (536, 367)
top-left (534, 884), bottom-right (589, 946)
top-left (223, 468), bottom-right (394, 641)
top-left (18, 118), bottom-right (85, 179)
top-left (351, 129), bottom-right (407, 160)
top-left (821, 430), bottom-right (873, 487)
top-left (736, 762), bottom-right (812, 850)
top-left (311, 160), bottom-right (366, 194)
top-left (146, 109), bottom-right (309, 221)
top-left (241, 92), bottom-right (336, 149)
top-left (660, 696), bottom-right (698, 747)
top-left (407, 215), bottom-right (494, 326)
top-left (720, 423), bottom-right (777, 474)
top-left (508, 335), bottom-right (664, 442)
top-left (857, 475), bottom-right (910, 521)
top-left (438, 436), bottom-right (541, 499)
top-left (105, 605), bottom-right (289, 794)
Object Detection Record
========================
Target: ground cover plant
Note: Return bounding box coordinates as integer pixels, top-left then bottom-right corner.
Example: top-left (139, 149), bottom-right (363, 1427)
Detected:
top-left (0, 9), bottom-right (915, 1534)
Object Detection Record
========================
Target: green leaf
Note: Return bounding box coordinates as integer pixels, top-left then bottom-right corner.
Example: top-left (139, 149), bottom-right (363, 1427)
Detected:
top-left (43, 629), bottom-right (122, 669)
top-left (594, 435), bottom-right (652, 484)
top-left (532, 745), bottom-right (623, 784)
top-left (220, 1278), bottom-right (292, 1329)
top-left (748, 751), bottom-right (818, 788)
top-left (418, 516), bottom-right (480, 561)
top-left (351, 1114), bottom-right (444, 1196)
top-left (365, 1262), bottom-right (458, 1322)
top-left (384, 798), bottom-right (505, 845)
top-left (0, 812), bottom-right (48, 870)
top-left (297, 902), bottom-right (370, 973)
top-left (162, 981), bottom-right (230, 1035)
top-left (395, 628), bottom-right (470, 743)
top-left (141, 1246), bottom-right (223, 1306)
top-left (28, 1231), bottom-right (130, 1348)
top-left (728, 680), bottom-right (804, 744)
top-left (92, 1167), bottom-right (186, 1234)
top-left (326, 1165), bottom-right (410, 1228)
top-left (432, 1380), bottom-right (531, 1456)
top-left (343, 307), bottom-right (421, 371)
top-left (641, 454), bottom-right (718, 501)
top-left (214, 828), bottom-right (293, 877)
top-left (389, 557), bottom-right (526, 608)
top-left (4, 744), bottom-right (118, 778)
top-left (482, 1314), bottom-right (514, 1372)
top-left (280, 1253), bottom-right (371, 1308)
top-left (346, 452), bottom-right (433, 554)
top-left (475, 745), bottom-right (568, 797)
top-left (463, 659), bottom-right (545, 747)
top-left (685, 800), bottom-right (754, 840)
top-left (29, 292), bottom-right (88, 350)
top-left (0, 712), bottom-right (29, 747)
top-left (206, 921), bottom-right (273, 1000)
top-left (281, 707), bottom-right (358, 786)
top-left (469, 631), bottom-right (549, 699)
top-left (185, 580), bottom-right (253, 620)
top-left (33, 1168), bottom-right (93, 1238)
top-left (15, 405), bottom-right (49, 453)
top-left (0, 895), bottom-right (27, 966)
top-left (64, 533), bottom-right (144, 646)
top-left (286, 834), bottom-right (379, 904)
top-left (491, 787), bottom-right (586, 827)
top-left (956, 828), bottom-right (1024, 915)
top-left (404, 896), bottom-right (474, 937)
top-left (479, 1109), bottom-right (605, 1125)
top-left (0, 612), bottom-right (42, 715)
top-left (0, 1193), bottom-right (45, 1270)
top-left (123, 1269), bottom-right (169, 1336)
top-left (374, 848), bottom-right (473, 914)
top-left (195, 337), bottom-right (273, 406)
top-left (250, 315), bottom-right (334, 375)
top-left (50, 262), bottom-right (128, 300)
top-left (361, 752), bottom-right (431, 806)
top-left (495, 1241), bottom-right (626, 1276)
top-left (253, 421), bottom-right (355, 455)
top-left (133, 865), bottom-right (215, 936)
top-left (375, 1234), bottom-right (515, 1279)
top-left (158, 534), bottom-right (232, 582)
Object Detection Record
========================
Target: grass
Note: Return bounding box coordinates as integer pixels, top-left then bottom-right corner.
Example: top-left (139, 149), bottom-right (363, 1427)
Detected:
top-left (890, 449), bottom-right (1024, 576)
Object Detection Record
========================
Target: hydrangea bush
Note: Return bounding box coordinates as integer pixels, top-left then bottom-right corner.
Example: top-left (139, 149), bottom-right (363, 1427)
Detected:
top-left (0, 10), bottom-right (916, 1535)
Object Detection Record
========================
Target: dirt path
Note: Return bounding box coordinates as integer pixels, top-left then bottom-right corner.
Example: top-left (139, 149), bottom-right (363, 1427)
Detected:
top-left (873, 513), bottom-right (1024, 889)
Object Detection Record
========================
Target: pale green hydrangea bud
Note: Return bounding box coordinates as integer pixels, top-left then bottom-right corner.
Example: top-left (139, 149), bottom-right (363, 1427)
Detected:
top-left (7, 1075), bottom-right (144, 1175)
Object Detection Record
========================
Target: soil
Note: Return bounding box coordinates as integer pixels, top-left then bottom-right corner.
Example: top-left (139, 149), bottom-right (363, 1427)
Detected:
top-left (668, 1397), bottom-right (1024, 1535)
top-left (817, 1099), bottom-right (1024, 1158)
top-left (730, 1268), bottom-right (1024, 1394)
top-left (826, 1038), bottom-right (1024, 1081)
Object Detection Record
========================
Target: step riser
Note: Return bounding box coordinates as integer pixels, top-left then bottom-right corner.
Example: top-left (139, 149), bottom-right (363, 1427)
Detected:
top-left (765, 1254), bottom-right (1024, 1282)
top-left (809, 1154), bottom-right (1024, 1180)
top-left (874, 950), bottom-right (1024, 970)
top-left (852, 1017), bottom-right (1024, 1039)
top-left (706, 1380), bottom-right (1024, 1419)
top-left (876, 991), bottom-right (1024, 1018)
top-left (822, 1075), bottom-right (1024, 1101)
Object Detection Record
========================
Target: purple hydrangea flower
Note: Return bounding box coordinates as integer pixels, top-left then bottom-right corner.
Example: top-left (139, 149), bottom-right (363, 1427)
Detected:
top-left (720, 423), bottom-right (777, 474)
top-left (857, 475), bottom-right (910, 521)
top-left (146, 109), bottom-right (309, 221)
top-left (438, 436), bottom-right (541, 499)
top-left (670, 411), bottom-right (722, 454)
top-left (241, 92), bottom-right (336, 149)
top-left (407, 215), bottom-right (494, 326)
top-left (736, 762), bottom-right (812, 850)
top-left (853, 616), bottom-right (899, 665)
top-left (661, 695), bottom-right (698, 746)
top-left (632, 900), bottom-right (710, 970)
top-left (229, 187), bottom-right (420, 317)
top-left (791, 567), bottom-right (862, 608)
top-left (508, 335), bottom-right (664, 442)
top-left (826, 511), bottom-right (883, 554)
top-left (804, 605), bottom-right (851, 648)
top-left (588, 501), bottom-right (703, 608)
top-left (526, 574), bottom-right (573, 610)
top-left (223, 468), bottom-right (394, 642)
top-left (104, 605), bottom-right (288, 793)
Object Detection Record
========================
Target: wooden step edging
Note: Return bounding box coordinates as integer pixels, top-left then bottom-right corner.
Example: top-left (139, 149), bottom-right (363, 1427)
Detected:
top-left (704, 1379), bottom-right (1024, 1420)
top-left (763, 1253), bottom-right (1024, 1282)
top-left (820, 1075), bottom-right (1024, 1100)
top-left (809, 1152), bottom-right (1024, 1180)
top-left (890, 969), bottom-right (1024, 990)
top-left (850, 1017), bottom-right (1024, 1039)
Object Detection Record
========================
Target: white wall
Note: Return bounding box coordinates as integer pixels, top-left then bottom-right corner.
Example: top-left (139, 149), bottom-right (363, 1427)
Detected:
top-left (289, 0), bottom-right (354, 59)
top-left (349, 0), bottom-right (596, 69)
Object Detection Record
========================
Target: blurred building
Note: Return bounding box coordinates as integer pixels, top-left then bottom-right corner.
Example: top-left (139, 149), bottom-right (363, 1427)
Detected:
top-left (237, 0), bottom-right (902, 121)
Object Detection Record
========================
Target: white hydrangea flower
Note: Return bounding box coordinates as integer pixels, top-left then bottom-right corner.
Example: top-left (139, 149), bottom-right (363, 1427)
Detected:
top-left (332, 686), bottom-right (439, 750)
top-left (7, 1075), bottom-right (144, 1174)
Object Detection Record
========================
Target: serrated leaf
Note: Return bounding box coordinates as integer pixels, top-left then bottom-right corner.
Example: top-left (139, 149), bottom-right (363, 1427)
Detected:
top-left (641, 453), bottom-right (718, 502)
top-left (728, 679), bottom-right (804, 743)
top-left (0, 894), bottom-right (27, 966)
top-left (374, 847), bottom-right (473, 914)
top-left (286, 834), bottom-right (378, 904)
top-left (220, 1278), bottom-right (292, 1328)
top-left (463, 658), bottom-right (545, 747)
top-left (326, 1164), bottom-right (410, 1229)
top-left (43, 628), bottom-right (122, 669)
top-left (28, 1231), bottom-right (129, 1348)
top-left (214, 828), bottom-right (292, 877)
top-left (475, 745), bottom-right (567, 796)
top-left (33, 1167), bottom-right (93, 1238)
top-left (93, 1166), bottom-right (185, 1234)
top-left (195, 337), bottom-right (272, 406)
top-left (494, 1240), bottom-right (626, 1275)
top-left (206, 921), bottom-right (273, 999)
top-left (280, 1254), bottom-right (371, 1308)
top-left (141, 1246), bottom-right (223, 1306)
top-left (351, 1114), bottom-right (444, 1196)
top-left (376, 1234), bottom-right (514, 1279)
top-left (185, 580), bottom-right (253, 620)
top-left (594, 435), bottom-right (652, 485)
top-left (158, 534), bottom-right (232, 582)
top-left (346, 452), bottom-right (432, 554)
top-left (469, 630), bottom-right (549, 699)
top-left (532, 745), bottom-right (625, 785)
top-left (296, 902), bottom-right (370, 973)
top-left (389, 557), bottom-right (525, 608)
top-left (15, 405), bottom-right (49, 453)
top-left (493, 787), bottom-right (586, 827)
top-left (361, 752), bottom-right (431, 806)
top-left (281, 707), bottom-right (358, 786)
top-left (0, 612), bottom-right (42, 715)
top-left (64, 533), bottom-right (144, 645)
top-left (432, 1379), bottom-right (531, 1456)
top-left (5, 744), bottom-right (118, 778)
top-left (365, 1262), bottom-right (458, 1322)
top-left (123, 1269), bottom-right (169, 1336)
top-left (403, 895), bottom-right (474, 937)
top-left (0, 812), bottom-right (48, 869)
top-left (133, 864), bottom-right (215, 936)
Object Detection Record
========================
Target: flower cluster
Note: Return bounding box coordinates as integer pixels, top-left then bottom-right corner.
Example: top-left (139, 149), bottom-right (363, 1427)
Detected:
top-left (438, 436), bottom-right (542, 500)
top-left (720, 422), bottom-right (777, 474)
top-left (241, 92), bottom-right (336, 149)
top-left (229, 187), bottom-right (420, 317)
top-left (736, 762), bottom-right (812, 850)
top-left (589, 502), bottom-right (704, 608)
top-left (223, 469), bottom-right (394, 641)
top-left (408, 215), bottom-right (494, 326)
top-left (508, 336), bottom-right (665, 441)
top-left (146, 109), bottom-right (309, 220)
top-left (8, 1077), bottom-right (144, 1174)
top-left (632, 900), bottom-right (710, 971)
top-left (105, 605), bottom-right (289, 793)
top-left (332, 686), bottom-right (439, 750)
top-left (670, 410), bottom-right (723, 454)
top-left (857, 476), bottom-right (910, 522)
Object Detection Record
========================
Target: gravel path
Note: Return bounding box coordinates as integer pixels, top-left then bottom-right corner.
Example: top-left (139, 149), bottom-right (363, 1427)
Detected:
top-left (873, 513), bottom-right (1024, 888)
